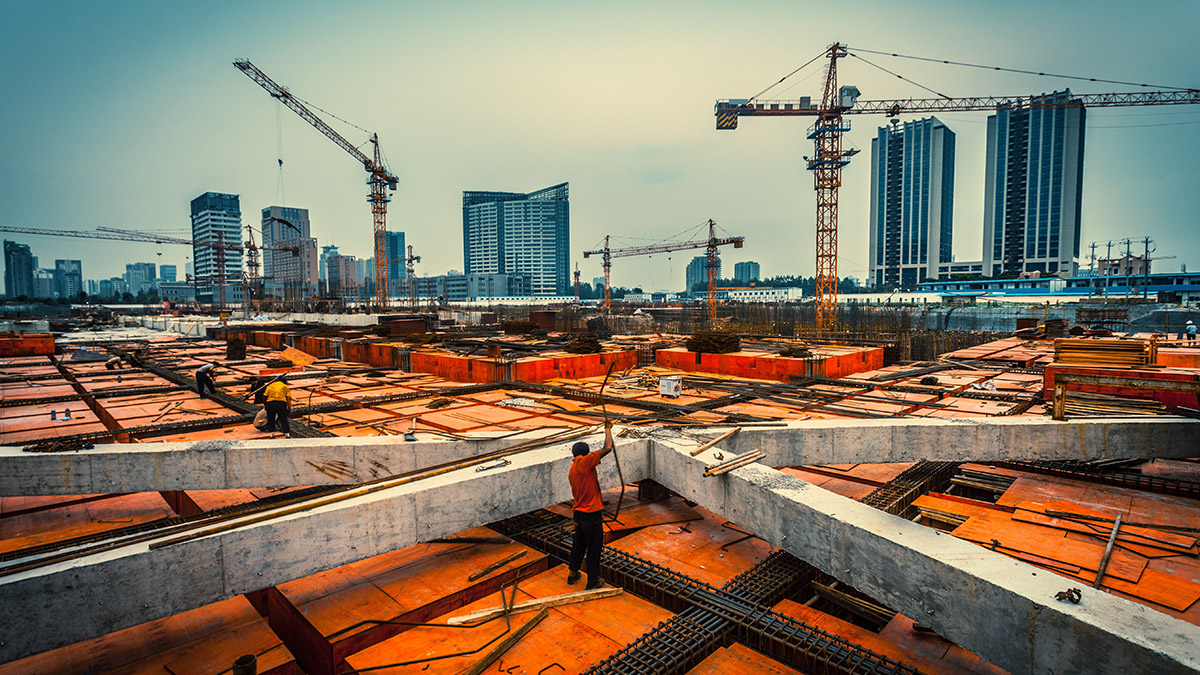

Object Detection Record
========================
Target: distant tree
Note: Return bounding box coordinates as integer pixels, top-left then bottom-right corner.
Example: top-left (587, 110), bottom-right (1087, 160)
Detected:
top-left (631, 287), bottom-right (643, 294)
top-left (76, 291), bottom-right (88, 303)
top-left (121, 292), bottom-right (134, 303)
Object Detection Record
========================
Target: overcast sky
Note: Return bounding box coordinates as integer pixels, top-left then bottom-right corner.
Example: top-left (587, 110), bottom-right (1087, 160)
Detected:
top-left (2, 0), bottom-right (1197, 292)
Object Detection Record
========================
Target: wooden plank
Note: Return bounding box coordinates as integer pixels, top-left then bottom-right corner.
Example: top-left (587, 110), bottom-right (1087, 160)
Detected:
top-left (690, 427), bottom-right (738, 456)
top-left (1067, 568), bottom-right (1200, 612)
top-left (459, 607), bottom-right (548, 675)
top-left (1015, 500), bottom-right (1198, 548)
top-left (446, 587), bottom-right (623, 625)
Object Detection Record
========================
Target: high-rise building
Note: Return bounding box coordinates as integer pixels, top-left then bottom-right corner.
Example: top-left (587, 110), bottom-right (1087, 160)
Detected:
top-left (159, 265), bottom-right (177, 283)
top-left (326, 254), bottom-right (358, 299)
top-left (86, 280), bottom-right (99, 296)
top-left (385, 231), bottom-right (407, 297)
top-left (319, 245), bottom-right (339, 284)
top-left (261, 206), bottom-right (318, 301)
top-left (34, 269), bottom-right (56, 299)
top-left (685, 254), bottom-right (719, 292)
top-left (125, 262), bottom-right (157, 296)
top-left (54, 259), bottom-right (83, 299)
top-left (869, 117), bottom-right (956, 288)
top-left (983, 90), bottom-right (1085, 278)
top-left (462, 183), bottom-right (570, 296)
top-left (733, 261), bottom-right (761, 284)
top-left (4, 241), bottom-right (35, 298)
top-left (190, 192), bottom-right (244, 305)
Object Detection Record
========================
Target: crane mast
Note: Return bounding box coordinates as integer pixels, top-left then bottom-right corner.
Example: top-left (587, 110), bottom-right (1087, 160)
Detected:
top-left (583, 220), bottom-right (745, 320)
top-left (716, 44), bottom-right (1200, 329)
top-left (405, 244), bottom-right (421, 307)
top-left (233, 59), bottom-right (398, 308)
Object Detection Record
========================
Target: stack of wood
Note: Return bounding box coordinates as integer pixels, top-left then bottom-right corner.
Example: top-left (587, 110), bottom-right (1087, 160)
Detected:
top-left (686, 331), bottom-right (740, 354)
top-left (501, 320), bottom-right (539, 335)
top-left (1044, 318), bottom-right (1069, 338)
top-left (564, 333), bottom-right (603, 354)
top-left (1054, 338), bottom-right (1155, 367)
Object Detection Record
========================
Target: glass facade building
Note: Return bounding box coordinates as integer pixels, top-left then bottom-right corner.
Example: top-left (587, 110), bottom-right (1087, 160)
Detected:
top-left (733, 261), bottom-right (761, 283)
top-left (462, 183), bottom-right (569, 296)
top-left (261, 206), bottom-right (318, 301)
top-left (983, 90), bottom-right (1085, 278)
top-left (190, 192), bottom-right (243, 304)
top-left (868, 117), bottom-right (955, 288)
top-left (385, 231), bottom-right (407, 297)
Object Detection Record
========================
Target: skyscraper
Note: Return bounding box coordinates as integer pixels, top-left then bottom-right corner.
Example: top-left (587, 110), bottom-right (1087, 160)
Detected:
top-left (733, 261), bottom-right (761, 284)
top-left (983, 90), bottom-right (1085, 278)
top-left (190, 192), bottom-right (243, 305)
top-left (125, 262), bottom-right (157, 295)
top-left (462, 183), bottom-right (569, 296)
top-left (319, 245), bottom-right (339, 284)
top-left (868, 117), bottom-right (956, 288)
top-left (159, 265), bottom-right (177, 283)
top-left (385, 231), bottom-right (406, 297)
top-left (3, 241), bottom-right (34, 298)
top-left (54, 259), bottom-right (82, 298)
top-left (261, 206), bottom-right (318, 301)
top-left (685, 254), bottom-right (719, 292)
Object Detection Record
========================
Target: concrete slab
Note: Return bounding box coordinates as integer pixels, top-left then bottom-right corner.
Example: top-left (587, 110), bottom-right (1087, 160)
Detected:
top-left (651, 439), bottom-right (1200, 675)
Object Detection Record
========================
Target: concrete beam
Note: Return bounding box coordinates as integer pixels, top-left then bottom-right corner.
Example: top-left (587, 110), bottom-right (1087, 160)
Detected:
top-left (651, 439), bottom-right (1200, 675)
top-left (0, 431), bottom-right (602, 496)
top-left (705, 416), bottom-right (1200, 467)
top-left (0, 438), bottom-right (650, 663)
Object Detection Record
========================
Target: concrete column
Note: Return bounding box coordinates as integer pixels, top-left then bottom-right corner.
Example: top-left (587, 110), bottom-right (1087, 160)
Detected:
top-left (651, 440), bottom-right (1200, 675)
top-left (0, 438), bottom-right (648, 663)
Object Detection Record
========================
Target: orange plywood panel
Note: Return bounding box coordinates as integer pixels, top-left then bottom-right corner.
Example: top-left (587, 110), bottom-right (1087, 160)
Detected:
top-left (952, 518), bottom-right (1146, 583)
top-left (0, 492), bottom-right (173, 556)
top-left (0, 595), bottom-right (294, 675)
top-left (771, 599), bottom-right (991, 675)
top-left (687, 643), bottom-right (806, 675)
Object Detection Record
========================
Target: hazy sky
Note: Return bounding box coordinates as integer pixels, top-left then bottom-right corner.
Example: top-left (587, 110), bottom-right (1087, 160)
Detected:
top-left (2, 1), bottom-right (1198, 292)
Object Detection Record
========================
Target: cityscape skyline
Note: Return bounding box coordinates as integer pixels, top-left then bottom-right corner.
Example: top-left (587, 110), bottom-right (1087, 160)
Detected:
top-left (1, 2), bottom-right (1197, 293)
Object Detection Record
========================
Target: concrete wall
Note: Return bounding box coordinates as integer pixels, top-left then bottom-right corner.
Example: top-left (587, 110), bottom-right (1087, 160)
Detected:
top-left (8, 418), bottom-right (1195, 497)
top-left (651, 440), bottom-right (1200, 675)
top-left (0, 432), bottom-right (612, 496)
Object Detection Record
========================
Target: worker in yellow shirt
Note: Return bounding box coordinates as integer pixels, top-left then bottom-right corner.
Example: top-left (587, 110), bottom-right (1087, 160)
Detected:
top-left (263, 376), bottom-right (291, 436)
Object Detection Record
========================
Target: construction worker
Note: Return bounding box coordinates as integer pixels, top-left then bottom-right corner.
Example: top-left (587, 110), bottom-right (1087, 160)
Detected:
top-left (1187, 320), bottom-right (1197, 342)
top-left (195, 363), bottom-right (218, 398)
top-left (567, 422), bottom-right (614, 590)
top-left (264, 376), bottom-right (291, 435)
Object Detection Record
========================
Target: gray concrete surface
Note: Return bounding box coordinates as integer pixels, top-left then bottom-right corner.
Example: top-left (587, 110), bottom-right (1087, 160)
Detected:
top-left (0, 431), bottom-right (603, 496)
top-left (0, 437), bottom-right (650, 662)
top-left (6, 417), bottom-right (1196, 496)
top-left (652, 439), bottom-right (1200, 675)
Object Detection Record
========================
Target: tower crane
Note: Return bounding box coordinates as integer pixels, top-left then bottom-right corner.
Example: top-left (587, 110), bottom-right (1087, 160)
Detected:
top-left (716, 43), bottom-right (1200, 328)
top-left (583, 219), bottom-right (744, 320)
top-left (0, 226), bottom-right (297, 310)
top-left (405, 244), bottom-right (421, 307)
top-left (573, 263), bottom-right (581, 302)
top-left (234, 59), bottom-right (399, 308)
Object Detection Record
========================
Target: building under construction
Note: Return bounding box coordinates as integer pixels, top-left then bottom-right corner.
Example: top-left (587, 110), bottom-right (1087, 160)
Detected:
top-left (1, 310), bottom-right (1199, 675)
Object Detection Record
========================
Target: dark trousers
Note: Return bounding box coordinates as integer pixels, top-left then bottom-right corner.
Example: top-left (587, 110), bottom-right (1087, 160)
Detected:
top-left (569, 510), bottom-right (604, 585)
top-left (265, 400), bottom-right (290, 434)
top-left (196, 373), bottom-right (216, 397)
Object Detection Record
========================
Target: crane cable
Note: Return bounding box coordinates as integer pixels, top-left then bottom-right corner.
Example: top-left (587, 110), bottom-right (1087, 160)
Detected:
top-left (750, 48), bottom-right (829, 102)
top-left (275, 101), bottom-right (286, 206)
top-left (850, 47), bottom-right (1198, 92)
top-left (847, 52), bottom-right (952, 100)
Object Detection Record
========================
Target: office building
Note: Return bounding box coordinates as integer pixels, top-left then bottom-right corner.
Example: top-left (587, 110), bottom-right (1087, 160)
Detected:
top-left (261, 206), bottom-right (318, 301)
top-left (4, 241), bottom-right (35, 298)
top-left (159, 265), bottom-right (177, 283)
top-left (86, 280), bottom-right (99, 296)
top-left (190, 192), bottom-right (244, 304)
top-left (54, 260), bottom-right (83, 299)
top-left (685, 255), bottom-right (719, 292)
top-left (462, 182), bottom-right (569, 296)
top-left (733, 261), bottom-right (761, 284)
top-left (319, 245), bottom-right (339, 284)
top-left (983, 90), bottom-right (1085, 278)
top-left (868, 117), bottom-right (956, 288)
top-left (385, 231), bottom-right (407, 297)
top-left (125, 263), bottom-right (157, 296)
top-left (326, 254), bottom-right (358, 299)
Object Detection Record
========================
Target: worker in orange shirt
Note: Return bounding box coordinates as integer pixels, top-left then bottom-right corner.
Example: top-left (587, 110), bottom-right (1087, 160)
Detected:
top-left (263, 376), bottom-right (291, 436)
top-left (567, 422), bottom-right (614, 590)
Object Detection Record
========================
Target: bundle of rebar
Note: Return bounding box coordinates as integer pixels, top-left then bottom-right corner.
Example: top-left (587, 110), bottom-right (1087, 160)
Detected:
top-left (564, 333), bottom-right (603, 354)
top-left (1062, 391), bottom-right (1167, 417)
top-left (685, 331), bottom-right (740, 354)
top-left (1053, 338), bottom-right (1154, 367)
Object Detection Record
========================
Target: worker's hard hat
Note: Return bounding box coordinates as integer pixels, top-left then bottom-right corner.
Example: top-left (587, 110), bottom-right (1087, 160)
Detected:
top-left (1189, 320), bottom-right (1194, 325)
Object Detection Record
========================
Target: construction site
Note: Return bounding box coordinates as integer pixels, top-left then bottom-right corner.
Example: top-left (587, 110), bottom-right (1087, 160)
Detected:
top-left (3, 17), bottom-right (1200, 675)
